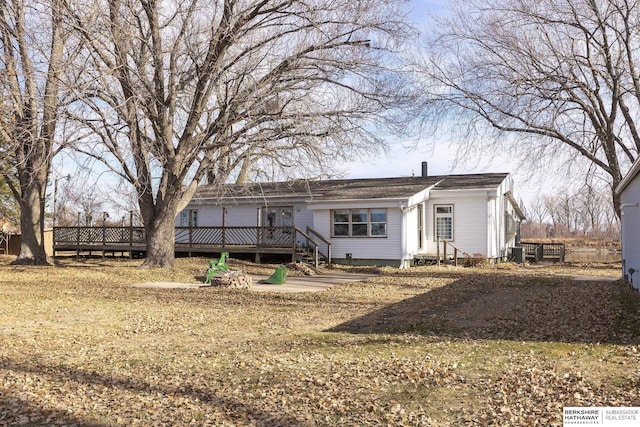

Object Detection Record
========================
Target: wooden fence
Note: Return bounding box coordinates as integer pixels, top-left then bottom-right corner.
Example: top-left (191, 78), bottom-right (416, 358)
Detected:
top-left (521, 241), bottom-right (565, 262)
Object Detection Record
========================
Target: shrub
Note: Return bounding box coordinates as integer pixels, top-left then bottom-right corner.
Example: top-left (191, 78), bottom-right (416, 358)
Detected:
top-left (462, 253), bottom-right (487, 267)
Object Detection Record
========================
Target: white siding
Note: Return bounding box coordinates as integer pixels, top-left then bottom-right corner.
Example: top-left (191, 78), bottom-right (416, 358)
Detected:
top-left (487, 195), bottom-right (500, 258)
top-left (493, 177), bottom-right (521, 258)
top-left (425, 196), bottom-right (488, 256)
top-left (293, 204), bottom-right (314, 230)
top-left (175, 206), bottom-right (224, 227)
top-left (200, 206), bottom-right (223, 226)
top-left (404, 206), bottom-right (419, 257)
top-left (621, 179), bottom-right (640, 288)
top-left (313, 208), bottom-right (404, 262)
top-left (180, 202), bottom-right (314, 228)
top-left (224, 206), bottom-right (259, 226)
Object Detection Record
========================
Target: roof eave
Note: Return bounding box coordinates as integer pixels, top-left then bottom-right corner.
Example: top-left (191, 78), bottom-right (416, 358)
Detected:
top-left (615, 157), bottom-right (640, 195)
top-left (306, 196), bottom-right (409, 204)
top-left (505, 191), bottom-right (527, 220)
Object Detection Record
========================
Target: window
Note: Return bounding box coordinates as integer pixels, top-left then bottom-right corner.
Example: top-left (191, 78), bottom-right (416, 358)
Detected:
top-left (180, 209), bottom-right (198, 227)
top-left (434, 205), bottom-right (453, 241)
top-left (332, 209), bottom-right (387, 237)
top-left (370, 209), bottom-right (387, 236)
top-left (351, 209), bottom-right (368, 236)
top-left (333, 210), bottom-right (350, 236)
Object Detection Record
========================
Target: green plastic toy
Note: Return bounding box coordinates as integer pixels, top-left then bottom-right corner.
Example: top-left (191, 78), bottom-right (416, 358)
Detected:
top-left (204, 252), bottom-right (230, 284)
top-left (264, 265), bottom-right (287, 285)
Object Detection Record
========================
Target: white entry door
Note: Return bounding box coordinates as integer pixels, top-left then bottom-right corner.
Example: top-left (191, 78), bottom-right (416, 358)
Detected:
top-left (262, 207), bottom-right (293, 245)
top-left (263, 207), bottom-right (293, 227)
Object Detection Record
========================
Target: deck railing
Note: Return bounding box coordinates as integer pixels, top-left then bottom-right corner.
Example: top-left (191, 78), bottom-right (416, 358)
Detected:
top-left (54, 226), bottom-right (298, 249)
top-left (521, 241), bottom-right (565, 262)
top-left (174, 226), bottom-right (295, 248)
top-left (54, 226), bottom-right (146, 245)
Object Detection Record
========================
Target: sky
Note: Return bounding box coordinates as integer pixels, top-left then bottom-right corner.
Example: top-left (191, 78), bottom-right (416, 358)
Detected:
top-left (339, 0), bottom-right (556, 208)
top-left (53, 0), bottom-right (566, 218)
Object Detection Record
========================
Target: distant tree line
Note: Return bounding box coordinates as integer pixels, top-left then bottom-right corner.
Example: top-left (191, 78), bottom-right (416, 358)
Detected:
top-left (522, 185), bottom-right (620, 241)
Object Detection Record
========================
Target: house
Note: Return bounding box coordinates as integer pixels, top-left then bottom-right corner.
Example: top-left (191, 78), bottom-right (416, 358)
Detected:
top-left (179, 164), bottom-right (526, 267)
top-left (615, 158), bottom-right (640, 287)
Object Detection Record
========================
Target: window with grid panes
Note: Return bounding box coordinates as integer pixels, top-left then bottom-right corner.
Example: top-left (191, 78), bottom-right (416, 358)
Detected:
top-left (331, 209), bottom-right (387, 237)
top-left (434, 205), bottom-right (453, 240)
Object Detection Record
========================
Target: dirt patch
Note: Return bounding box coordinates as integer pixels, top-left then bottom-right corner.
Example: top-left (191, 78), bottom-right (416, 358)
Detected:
top-left (442, 287), bottom-right (529, 329)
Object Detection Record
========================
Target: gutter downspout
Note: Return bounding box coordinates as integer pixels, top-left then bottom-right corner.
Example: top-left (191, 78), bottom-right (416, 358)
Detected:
top-left (400, 203), bottom-right (408, 268)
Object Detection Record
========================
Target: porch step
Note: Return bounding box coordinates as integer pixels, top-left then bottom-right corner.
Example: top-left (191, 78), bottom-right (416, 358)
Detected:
top-left (295, 248), bottom-right (327, 267)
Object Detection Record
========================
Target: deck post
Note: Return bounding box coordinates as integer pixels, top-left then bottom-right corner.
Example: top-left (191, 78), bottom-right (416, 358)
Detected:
top-left (129, 211), bottom-right (133, 259)
top-left (221, 208), bottom-right (226, 248)
top-left (76, 213), bottom-right (81, 260)
top-left (314, 246), bottom-right (319, 269)
top-left (436, 238), bottom-right (440, 266)
top-left (188, 220), bottom-right (192, 258)
top-left (292, 227), bottom-right (297, 263)
top-left (102, 213), bottom-right (107, 260)
top-left (454, 248), bottom-right (458, 266)
top-left (257, 226), bottom-right (262, 249)
top-left (443, 241), bottom-right (447, 265)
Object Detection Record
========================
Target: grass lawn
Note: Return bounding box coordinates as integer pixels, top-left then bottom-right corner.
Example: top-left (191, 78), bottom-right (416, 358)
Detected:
top-left (0, 256), bottom-right (639, 426)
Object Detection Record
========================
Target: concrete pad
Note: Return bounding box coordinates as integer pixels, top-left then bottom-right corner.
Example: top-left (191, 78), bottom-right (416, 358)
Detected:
top-left (132, 282), bottom-right (206, 289)
top-left (572, 275), bottom-right (618, 282)
top-left (131, 272), bottom-right (376, 293)
top-left (250, 272), bottom-right (376, 293)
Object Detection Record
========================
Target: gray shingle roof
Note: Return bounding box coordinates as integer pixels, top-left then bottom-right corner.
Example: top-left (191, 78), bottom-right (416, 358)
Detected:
top-left (193, 173), bottom-right (509, 203)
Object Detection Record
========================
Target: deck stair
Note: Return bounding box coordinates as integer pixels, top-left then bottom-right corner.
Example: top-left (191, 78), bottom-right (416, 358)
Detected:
top-left (295, 246), bottom-right (327, 268)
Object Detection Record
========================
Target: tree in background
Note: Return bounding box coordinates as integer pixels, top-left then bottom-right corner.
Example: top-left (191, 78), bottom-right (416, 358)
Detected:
top-left (0, 0), bottom-right (78, 264)
top-left (0, 175), bottom-right (19, 226)
top-left (67, 0), bottom-right (414, 267)
top-left (415, 0), bottom-right (640, 215)
top-left (522, 184), bottom-right (620, 241)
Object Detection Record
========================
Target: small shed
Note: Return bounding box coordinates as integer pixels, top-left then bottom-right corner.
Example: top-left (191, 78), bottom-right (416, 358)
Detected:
top-left (615, 158), bottom-right (640, 287)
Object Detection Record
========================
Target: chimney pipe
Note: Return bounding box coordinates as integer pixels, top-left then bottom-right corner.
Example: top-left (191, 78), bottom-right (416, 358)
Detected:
top-left (421, 161), bottom-right (428, 177)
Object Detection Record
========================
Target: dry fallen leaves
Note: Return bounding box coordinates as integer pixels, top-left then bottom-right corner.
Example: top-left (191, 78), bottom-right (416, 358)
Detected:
top-left (0, 256), bottom-right (638, 426)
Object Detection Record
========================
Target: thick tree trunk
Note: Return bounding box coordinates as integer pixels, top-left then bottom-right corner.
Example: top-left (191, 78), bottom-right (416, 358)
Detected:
top-left (612, 183), bottom-right (622, 219)
top-left (13, 185), bottom-right (49, 265)
top-left (141, 208), bottom-right (177, 268)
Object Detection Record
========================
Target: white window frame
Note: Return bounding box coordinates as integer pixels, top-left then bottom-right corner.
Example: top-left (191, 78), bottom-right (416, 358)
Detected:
top-left (180, 209), bottom-right (198, 227)
top-left (434, 204), bottom-right (453, 241)
top-left (331, 208), bottom-right (387, 238)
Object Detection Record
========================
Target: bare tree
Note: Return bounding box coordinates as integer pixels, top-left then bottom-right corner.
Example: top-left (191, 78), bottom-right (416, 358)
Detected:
top-left (0, 175), bottom-right (18, 224)
top-left (415, 0), bottom-right (640, 215)
top-left (0, 0), bottom-right (78, 264)
top-left (66, 0), bottom-right (414, 267)
top-left (54, 179), bottom-right (105, 226)
top-left (523, 181), bottom-right (621, 241)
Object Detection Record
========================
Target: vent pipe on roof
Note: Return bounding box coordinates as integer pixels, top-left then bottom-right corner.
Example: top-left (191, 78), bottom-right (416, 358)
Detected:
top-left (421, 161), bottom-right (428, 177)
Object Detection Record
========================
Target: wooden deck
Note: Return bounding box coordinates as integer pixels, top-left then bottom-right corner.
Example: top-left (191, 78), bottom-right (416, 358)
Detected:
top-left (53, 225), bottom-right (331, 266)
top-left (521, 241), bottom-right (565, 263)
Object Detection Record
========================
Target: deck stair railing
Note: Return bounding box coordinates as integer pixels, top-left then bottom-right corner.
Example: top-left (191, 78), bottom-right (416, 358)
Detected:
top-left (291, 226), bottom-right (332, 268)
top-left (306, 226), bottom-right (332, 266)
top-left (436, 239), bottom-right (472, 266)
